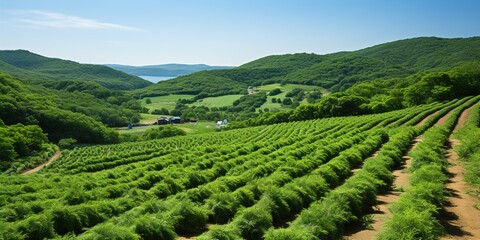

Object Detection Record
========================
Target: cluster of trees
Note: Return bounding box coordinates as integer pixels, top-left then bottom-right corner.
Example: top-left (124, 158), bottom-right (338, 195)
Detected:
top-left (0, 119), bottom-right (55, 172)
top-left (0, 73), bottom-right (120, 145)
top-left (271, 88), bottom-right (322, 107)
top-left (142, 126), bottom-right (186, 140)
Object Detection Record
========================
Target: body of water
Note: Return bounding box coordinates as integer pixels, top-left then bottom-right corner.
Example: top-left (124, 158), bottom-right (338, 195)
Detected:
top-left (139, 76), bottom-right (175, 83)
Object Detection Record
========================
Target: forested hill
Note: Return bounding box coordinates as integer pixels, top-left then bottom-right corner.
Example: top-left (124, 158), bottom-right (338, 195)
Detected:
top-left (0, 50), bottom-right (152, 90)
top-left (106, 63), bottom-right (234, 77)
top-left (134, 37), bottom-right (480, 97)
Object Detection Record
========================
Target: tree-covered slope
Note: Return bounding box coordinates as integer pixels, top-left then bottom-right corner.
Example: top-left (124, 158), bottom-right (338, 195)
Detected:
top-left (0, 73), bottom-right (119, 144)
top-left (135, 37), bottom-right (480, 97)
top-left (0, 50), bottom-right (152, 90)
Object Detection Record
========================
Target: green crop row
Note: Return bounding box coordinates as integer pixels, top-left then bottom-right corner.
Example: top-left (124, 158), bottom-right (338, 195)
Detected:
top-left (454, 101), bottom-right (480, 202)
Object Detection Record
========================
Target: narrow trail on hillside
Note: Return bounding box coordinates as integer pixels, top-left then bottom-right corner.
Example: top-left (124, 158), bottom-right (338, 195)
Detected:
top-left (21, 150), bottom-right (61, 175)
top-left (440, 103), bottom-right (480, 240)
top-left (343, 136), bottom-right (423, 240)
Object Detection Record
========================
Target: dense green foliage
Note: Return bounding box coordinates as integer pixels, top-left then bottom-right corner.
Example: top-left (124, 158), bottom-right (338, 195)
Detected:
top-left (142, 126), bottom-right (186, 140)
top-left (0, 50), bottom-right (152, 90)
top-left (0, 73), bottom-right (119, 144)
top-left (134, 37), bottom-right (480, 97)
top-left (0, 120), bottom-right (57, 173)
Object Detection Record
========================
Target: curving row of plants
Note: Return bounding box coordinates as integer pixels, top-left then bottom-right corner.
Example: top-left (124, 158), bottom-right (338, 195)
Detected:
top-left (454, 102), bottom-right (480, 198)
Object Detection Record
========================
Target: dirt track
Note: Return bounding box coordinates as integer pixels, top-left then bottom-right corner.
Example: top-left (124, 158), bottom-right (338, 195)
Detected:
top-left (21, 150), bottom-right (61, 175)
top-left (440, 103), bottom-right (480, 239)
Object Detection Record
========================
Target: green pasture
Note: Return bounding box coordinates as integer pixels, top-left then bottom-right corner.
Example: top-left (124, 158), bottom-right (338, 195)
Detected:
top-left (116, 121), bottom-right (217, 137)
top-left (256, 83), bottom-right (328, 94)
top-left (141, 94), bottom-right (195, 111)
top-left (188, 94), bottom-right (244, 108)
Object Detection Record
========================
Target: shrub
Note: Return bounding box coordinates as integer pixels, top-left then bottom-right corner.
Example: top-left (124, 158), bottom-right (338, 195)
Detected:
top-left (205, 193), bottom-right (239, 223)
top-left (409, 164), bottom-right (447, 186)
top-left (58, 138), bottom-right (77, 149)
top-left (170, 200), bottom-right (208, 235)
top-left (233, 205), bottom-right (273, 240)
top-left (232, 188), bottom-right (256, 207)
top-left (51, 208), bottom-right (82, 235)
top-left (269, 88), bottom-right (282, 96)
top-left (79, 223), bottom-right (140, 240)
top-left (143, 126), bottom-right (186, 140)
top-left (265, 228), bottom-right (313, 240)
top-left (378, 208), bottom-right (443, 240)
top-left (17, 214), bottom-right (55, 240)
top-left (196, 225), bottom-right (242, 240)
top-left (134, 216), bottom-right (176, 240)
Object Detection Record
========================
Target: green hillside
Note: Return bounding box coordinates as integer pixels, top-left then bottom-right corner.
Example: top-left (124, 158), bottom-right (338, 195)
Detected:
top-left (0, 73), bottom-right (119, 144)
top-left (0, 50), bottom-right (152, 90)
top-left (134, 37), bottom-right (480, 97)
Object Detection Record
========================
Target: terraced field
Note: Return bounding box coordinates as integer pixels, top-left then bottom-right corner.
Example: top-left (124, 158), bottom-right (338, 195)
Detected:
top-left (1, 96), bottom-right (479, 240)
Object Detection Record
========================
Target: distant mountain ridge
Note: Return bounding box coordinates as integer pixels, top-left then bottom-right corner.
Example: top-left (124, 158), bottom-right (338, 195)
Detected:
top-left (106, 63), bottom-right (234, 77)
top-left (0, 50), bottom-right (152, 90)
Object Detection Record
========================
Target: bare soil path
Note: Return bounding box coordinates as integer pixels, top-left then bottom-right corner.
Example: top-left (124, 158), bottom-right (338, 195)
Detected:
top-left (436, 111), bottom-right (453, 126)
top-left (343, 136), bottom-right (423, 240)
top-left (453, 104), bottom-right (476, 131)
top-left (440, 137), bottom-right (480, 239)
top-left (415, 110), bottom-right (439, 127)
top-left (21, 150), bottom-right (61, 175)
top-left (440, 103), bottom-right (480, 239)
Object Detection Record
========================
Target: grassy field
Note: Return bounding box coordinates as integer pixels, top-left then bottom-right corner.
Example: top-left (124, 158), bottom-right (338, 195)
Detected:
top-left (261, 92), bottom-right (288, 112)
top-left (141, 94), bottom-right (195, 111)
top-left (256, 83), bottom-right (329, 94)
top-left (188, 94), bottom-right (244, 108)
top-left (139, 113), bottom-right (159, 124)
top-left (116, 121), bottom-right (217, 137)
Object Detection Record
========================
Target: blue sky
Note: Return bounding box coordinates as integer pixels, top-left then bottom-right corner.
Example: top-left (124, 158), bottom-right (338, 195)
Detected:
top-left (0, 0), bottom-right (479, 66)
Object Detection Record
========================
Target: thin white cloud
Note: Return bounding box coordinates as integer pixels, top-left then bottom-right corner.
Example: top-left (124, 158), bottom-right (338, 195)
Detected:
top-left (6, 10), bottom-right (140, 31)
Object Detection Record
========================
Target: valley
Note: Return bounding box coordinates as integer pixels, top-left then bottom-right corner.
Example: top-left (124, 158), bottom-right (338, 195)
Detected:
top-left (1, 36), bottom-right (480, 240)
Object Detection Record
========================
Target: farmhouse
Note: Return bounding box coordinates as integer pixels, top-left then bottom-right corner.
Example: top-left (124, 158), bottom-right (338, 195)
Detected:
top-left (247, 86), bottom-right (254, 94)
top-left (170, 116), bottom-right (182, 124)
top-left (216, 119), bottom-right (228, 128)
top-left (157, 116), bottom-right (168, 125)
